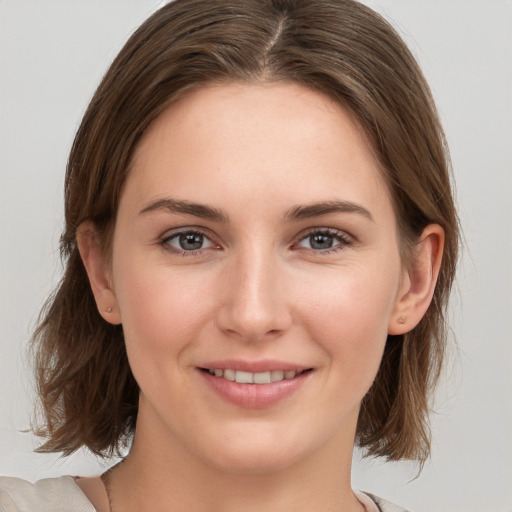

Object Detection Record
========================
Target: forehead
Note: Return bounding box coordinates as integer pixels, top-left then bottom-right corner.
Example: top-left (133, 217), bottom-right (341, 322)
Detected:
top-left (125, 82), bottom-right (391, 221)
top-left (135, 81), bottom-right (375, 165)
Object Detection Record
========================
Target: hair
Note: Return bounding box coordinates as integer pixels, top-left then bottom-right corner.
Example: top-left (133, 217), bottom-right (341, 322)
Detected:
top-left (32, 0), bottom-right (459, 464)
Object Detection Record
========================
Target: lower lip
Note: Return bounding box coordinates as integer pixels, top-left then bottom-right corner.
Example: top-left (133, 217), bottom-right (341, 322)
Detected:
top-left (199, 370), bottom-right (311, 409)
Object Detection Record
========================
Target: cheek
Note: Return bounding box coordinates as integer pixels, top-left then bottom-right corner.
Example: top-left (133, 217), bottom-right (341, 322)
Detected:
top-left (112, 263), bottom-right (219, 414)
top-left (112, 256), bottom-right (214, 366)
top-left (296, 263), bottom-right (400, 386)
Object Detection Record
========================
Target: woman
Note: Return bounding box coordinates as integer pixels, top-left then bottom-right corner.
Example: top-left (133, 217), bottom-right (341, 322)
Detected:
top-left (0, 0), bottom-right (458, 510)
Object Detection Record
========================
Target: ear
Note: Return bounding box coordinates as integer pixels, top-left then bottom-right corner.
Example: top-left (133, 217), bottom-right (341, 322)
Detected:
top-left (77, 222), bottom-right (122, 325)
top-left (388, 224), bottom-right (444, 335)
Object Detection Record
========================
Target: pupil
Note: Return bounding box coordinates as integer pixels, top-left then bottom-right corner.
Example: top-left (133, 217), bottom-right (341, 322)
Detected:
top-left (179, 232), bottom-right (203, 250)
top-left (311, 233), bottom-right (333, 249)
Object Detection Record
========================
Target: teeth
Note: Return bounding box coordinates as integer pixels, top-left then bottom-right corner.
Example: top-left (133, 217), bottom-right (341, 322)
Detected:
top-left (235, 370), bottom-right (253, 384)
top-left (206, 368), bottom-right (302, 384)
top-left (270, 370), bottom-right (284, 382)
top-left (223, 369), bottom-right (236, 381)
top-left (254, 371), bottom-right (271, 384)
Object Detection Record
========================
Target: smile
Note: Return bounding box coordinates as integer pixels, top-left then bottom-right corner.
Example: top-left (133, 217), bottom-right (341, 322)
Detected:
top-left (198, 365), bottom-right (313, 408)
top-left (203, 368), bottom-right (308, 384)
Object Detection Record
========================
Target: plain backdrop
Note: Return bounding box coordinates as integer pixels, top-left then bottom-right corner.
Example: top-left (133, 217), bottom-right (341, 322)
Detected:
top-left (1, 1), bottom-right (511, 511)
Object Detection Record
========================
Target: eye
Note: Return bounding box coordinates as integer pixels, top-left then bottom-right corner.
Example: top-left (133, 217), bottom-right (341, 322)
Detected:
top-left (162, 230), bottom-right (216, 253)
top-left (295, 228), bottom-right (351, 252)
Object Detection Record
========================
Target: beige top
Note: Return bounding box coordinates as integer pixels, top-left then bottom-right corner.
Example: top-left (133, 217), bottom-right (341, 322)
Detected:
top-left (0, 476), bottom-right (408, 512)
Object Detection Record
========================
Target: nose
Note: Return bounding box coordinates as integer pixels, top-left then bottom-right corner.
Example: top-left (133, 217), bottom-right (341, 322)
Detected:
top-left (215, 248), bottom-right (293, 342)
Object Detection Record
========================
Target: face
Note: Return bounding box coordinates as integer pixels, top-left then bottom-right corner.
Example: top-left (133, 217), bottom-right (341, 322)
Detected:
top-left (105, 83), bottom-right (409, 473)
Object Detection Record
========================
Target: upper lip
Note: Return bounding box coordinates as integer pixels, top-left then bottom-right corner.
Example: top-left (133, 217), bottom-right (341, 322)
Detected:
top-left (197, 359), bottom-right (312, 373)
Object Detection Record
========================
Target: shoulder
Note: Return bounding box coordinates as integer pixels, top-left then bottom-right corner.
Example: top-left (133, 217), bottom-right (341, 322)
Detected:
top-left (0, 476), bottom-right (96, 512)
top-left (356, 491), bottom-right (411, 512)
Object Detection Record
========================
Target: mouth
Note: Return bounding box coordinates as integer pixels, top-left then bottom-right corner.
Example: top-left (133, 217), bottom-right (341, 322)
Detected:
top-left (197, 363), bottom-right (314, 408)
top-left (199, 367), bottom-right (313, 384)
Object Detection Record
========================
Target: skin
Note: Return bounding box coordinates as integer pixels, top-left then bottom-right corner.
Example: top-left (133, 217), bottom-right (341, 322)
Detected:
top-left (77, 82), bottom-right (444, 512)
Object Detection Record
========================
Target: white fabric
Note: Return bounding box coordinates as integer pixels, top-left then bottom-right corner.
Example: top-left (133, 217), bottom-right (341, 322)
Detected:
top-left (0, 476), bottom-right (96, 512)
top-left (0, 476), bottom-right (408, 511)
top-left (356, 491), bottom-right (410, 512)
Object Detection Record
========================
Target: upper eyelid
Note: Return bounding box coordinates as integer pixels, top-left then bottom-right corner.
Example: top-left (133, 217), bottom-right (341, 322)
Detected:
top-left (157, 225), bottom-right (353, 250)
top-left (158, 227), bottom-right (220, 253)
top-left (160, 226), bottom-right (216, 241)
top-left (294, 226), bottom-right (353, 241)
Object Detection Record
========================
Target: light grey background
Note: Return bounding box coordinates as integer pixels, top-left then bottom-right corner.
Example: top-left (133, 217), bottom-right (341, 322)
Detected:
top-left (1, 1), bottom-right (511, 511)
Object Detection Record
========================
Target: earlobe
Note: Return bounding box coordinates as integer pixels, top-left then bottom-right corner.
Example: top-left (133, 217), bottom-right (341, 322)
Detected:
top-left (388, 224), bottom-right (445, 335)
top-left (77, 222), bottom-right (122, 325)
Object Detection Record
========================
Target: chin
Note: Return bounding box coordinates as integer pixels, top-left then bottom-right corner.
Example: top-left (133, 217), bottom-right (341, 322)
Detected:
top-left (193, 425), bottom-right (318, 476)
top-left (207, 447), bottom-right (302, 475)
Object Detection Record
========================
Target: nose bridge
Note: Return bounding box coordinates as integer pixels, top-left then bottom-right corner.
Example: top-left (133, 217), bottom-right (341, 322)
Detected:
top-left (218, 241), bottom-right (291, 340)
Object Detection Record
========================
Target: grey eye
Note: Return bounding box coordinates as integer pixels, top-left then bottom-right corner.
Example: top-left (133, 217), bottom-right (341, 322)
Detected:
top-left (308, 233), bottom-right (335, 250)
top-left (167, 231), bottom-right (214, 251)
top-left (179, 232), bottom-right (204, 250)
top-left (296, 230), bottom-right (349, 252)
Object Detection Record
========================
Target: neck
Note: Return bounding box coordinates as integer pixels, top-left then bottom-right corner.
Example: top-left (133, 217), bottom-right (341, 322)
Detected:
top-left (108, 414), bottom-right (363, 512)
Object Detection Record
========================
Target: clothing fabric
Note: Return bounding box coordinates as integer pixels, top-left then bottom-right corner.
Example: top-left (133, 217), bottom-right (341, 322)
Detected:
top-left (0, 476), bottom-right (95, 512)
top-left (0, 475), bottom-right (409, 512)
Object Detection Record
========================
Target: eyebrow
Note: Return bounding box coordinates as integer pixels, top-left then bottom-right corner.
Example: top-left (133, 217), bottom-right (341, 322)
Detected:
top-left (139, 198), bottom-right (229, 223)
top-left (139, 198), bottom-right (373, 223)
top-left (285, 200), bottom-right (374, 222)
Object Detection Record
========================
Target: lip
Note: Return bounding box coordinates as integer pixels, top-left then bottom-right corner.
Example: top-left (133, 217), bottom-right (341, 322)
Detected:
top-left (197, 359), bottom-right (310, 373)
top-left (197, 360), bottom-right (313, 409)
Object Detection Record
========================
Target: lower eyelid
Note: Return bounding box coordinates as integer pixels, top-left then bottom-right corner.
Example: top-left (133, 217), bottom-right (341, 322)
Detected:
top-left (295, 229), bottom-right (352, 248)
top-left (159, 229), bottom-right (221, 255)
top-left (158, 227), bottom-right (352, 255)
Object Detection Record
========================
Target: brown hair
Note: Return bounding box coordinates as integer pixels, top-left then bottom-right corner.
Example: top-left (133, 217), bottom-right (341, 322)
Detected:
top-left (32, 0), bottom-right (459, 464)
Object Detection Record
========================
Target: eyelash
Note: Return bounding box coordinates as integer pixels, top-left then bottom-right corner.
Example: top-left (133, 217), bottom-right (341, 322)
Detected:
top-left (159, 228), bottom-right (219, 257)
top-left (159, 227), bottom-right (353, 257)
top-left (294, 227), bottom-right (353, 254)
